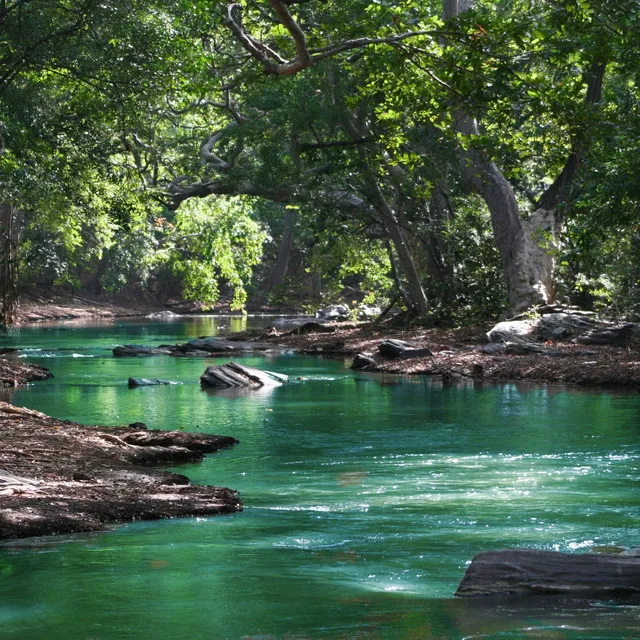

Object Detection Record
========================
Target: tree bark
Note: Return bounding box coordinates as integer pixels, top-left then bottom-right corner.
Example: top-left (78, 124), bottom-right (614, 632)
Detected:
top-left (262, 208), bottom-right (295, 299)
top-left (363, 172), bottom-right (430, 316)
top-left (0, 202), bottom-right (19, 327)
top-left (444, 1), bottom-right (605, 312)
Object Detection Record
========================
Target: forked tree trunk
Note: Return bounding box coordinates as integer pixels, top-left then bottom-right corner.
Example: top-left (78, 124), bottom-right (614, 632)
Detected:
top-left (363, 172), bottom-right (430, 316)
top-left (444, 0), bottom-right (605, 312)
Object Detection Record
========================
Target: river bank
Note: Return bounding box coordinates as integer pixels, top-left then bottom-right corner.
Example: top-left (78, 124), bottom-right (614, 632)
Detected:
top-left (259, 322), bottom-right (640, 390)
top-left (0, 402), bottom-right (241, 540)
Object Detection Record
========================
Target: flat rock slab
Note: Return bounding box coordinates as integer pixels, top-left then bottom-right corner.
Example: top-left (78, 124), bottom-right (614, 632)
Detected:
top-left (378, 339), bottom-right (434, 359)
top-left (113, 344), bottom-right (173, 357)
top-left (128, 377), bottom-right (177, 387)
top-left (181, 337), bottom-right (276, 353)
top-left (200, 362), bottom-right (288, 389)
top-left (456, 549), bottom-right (640, 597)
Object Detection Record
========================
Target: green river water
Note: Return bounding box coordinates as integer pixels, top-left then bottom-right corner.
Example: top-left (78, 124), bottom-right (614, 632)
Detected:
top-left (0, 317), bottom-right (638, 639)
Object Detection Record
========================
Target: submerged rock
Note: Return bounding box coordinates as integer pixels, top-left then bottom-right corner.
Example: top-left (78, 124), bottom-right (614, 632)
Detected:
top-left (200, 362), bottom-right (288, 389)
top-left (456, 549), bottom-right (640, 597)
top-left (113, 344), bottom-right (173, 357)
top-left (181, 337), bottom-right (275, 353)
top-left (127, 377), bottom-right (177, 387)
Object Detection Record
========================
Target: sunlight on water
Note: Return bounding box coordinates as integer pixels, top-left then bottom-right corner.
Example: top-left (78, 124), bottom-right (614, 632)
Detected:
top-left (0, 318), bottom-right (639, 639)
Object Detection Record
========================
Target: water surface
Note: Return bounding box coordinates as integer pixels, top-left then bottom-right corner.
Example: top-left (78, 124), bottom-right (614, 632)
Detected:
top-left (0, 319), bottom-right (639, 639)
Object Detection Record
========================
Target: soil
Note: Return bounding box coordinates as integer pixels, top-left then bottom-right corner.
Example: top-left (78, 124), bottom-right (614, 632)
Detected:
top-left (0, 403), bottom-right (241, 540)
top-left (259, 322), bottom-right (640, 390)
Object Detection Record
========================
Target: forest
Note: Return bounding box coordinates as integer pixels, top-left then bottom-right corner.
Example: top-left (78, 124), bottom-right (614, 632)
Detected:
top-left (1, 0), bottom-right (639, 326)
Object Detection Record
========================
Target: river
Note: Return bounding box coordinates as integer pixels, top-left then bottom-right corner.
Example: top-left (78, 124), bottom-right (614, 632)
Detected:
top-left (0, 317), bottom-right (639, 639)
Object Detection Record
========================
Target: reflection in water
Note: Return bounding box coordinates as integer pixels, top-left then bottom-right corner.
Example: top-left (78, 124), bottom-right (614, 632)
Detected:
top-left (0, 319), bottom-right (639, 639)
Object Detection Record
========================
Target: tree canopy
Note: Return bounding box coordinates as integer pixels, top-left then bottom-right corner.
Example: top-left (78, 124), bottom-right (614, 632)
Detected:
top-left (1, 0), bottom-right (639, 324)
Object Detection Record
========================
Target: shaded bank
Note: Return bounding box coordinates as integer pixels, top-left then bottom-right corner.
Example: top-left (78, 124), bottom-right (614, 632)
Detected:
top-left (0, 402), bottom-right (241, 540)
top-left (259, 322), bottom-right (640, 390)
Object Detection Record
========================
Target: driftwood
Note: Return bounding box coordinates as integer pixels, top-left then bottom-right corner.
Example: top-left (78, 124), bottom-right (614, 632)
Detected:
top-left (456, 549), bottom-right (640, 597)
top-left (200, 362), bottom-right (288, 389)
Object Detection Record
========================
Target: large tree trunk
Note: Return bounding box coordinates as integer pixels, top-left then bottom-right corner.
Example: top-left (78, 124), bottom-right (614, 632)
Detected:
top-left (363, 172), bottom-right (430, 316)
top-left (462, 151), bottom-right (556, 311)
top-left (0, 203), bottom-right (20, 327)
top-left (444, 1), bottom-right (605, 312)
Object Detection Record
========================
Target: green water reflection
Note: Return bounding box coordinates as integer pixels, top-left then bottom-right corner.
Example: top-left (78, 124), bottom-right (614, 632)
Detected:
top-left (0, 320), bottom-right (639, 639)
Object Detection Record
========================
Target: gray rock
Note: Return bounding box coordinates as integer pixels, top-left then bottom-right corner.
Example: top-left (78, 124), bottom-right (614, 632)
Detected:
top-left (482, 342), bottom-right (507, 355)
top-left (184, 337), bottom-right (275, 353)
top-left (113, 344), bottom-right (173, 357)
top-left (273, 316), bottom-right (317, 329)
top-left (378, 339), bottom-right (434, 359)
top-left (535, 312), bottom-right (598, 341)
top-left (200, 362), bottom-right (288, 389)
top-left (456, 548), bottom-right (640, 597)
top-left (356, 305), bottom-right (381, 321)
top-left (316, 304), bottom-right (349, 321)
top-left (577, 323), bottom-right (640, 347)
top-left (486, 320), bottom-right (537, 343)
top-left (146, 310), bottom-right (181, 319)
top-left (350, 353), bottom-right (377, 370)
top-left (128, 378), bottom-right (177, 387)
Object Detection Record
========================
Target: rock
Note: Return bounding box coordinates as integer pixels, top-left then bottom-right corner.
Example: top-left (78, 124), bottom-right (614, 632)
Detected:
top-left (377, 339), bottom-right (434, 359)
top-left (455, 549), bottom-right (640, 597)
top-left (504, 341), bottom-right (556, 356)
top-left (117, 430), bottom-right (237, 453)
top-left (273, 316), bottom-right (317, 329)
top-left (127, 377), bottom-right (177, 387)
top-left (200, 362), bottom-right (288, 389)
top-left (486, 320), bottom-right (537, 343)
top-left (316, 304), bottom-right (349, 321)
top-left (287, 321), bottom-right (337, 335)
top-left (351, 353), bottom-right (377, 370)
top-left (535, 313), bottom-right (599, 341)
top-left (577, 323), bottom-right (640, 347)
top-left (113, 344), bottom-right (173, 357)
top-left (356, 305), bottom-right (381, 321)
top-left (146, 310), bottom-right (181, 319)
top-left (482, 342), bottom-right (507, 355)
top-left (183, 337), bottom-right (275, 353)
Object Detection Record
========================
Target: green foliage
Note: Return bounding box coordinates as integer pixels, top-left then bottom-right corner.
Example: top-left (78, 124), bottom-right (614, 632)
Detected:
top-left (166, 197), bottom-right (268, 310)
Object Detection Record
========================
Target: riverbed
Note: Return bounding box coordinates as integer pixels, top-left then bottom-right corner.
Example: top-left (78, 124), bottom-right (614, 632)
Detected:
top-left (1, 317), bottom-right (639, 639)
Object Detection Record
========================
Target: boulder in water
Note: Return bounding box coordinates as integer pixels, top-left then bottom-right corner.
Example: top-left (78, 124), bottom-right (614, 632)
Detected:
top-left (183, 337), bottom-right (275, 353)
top-left (200, 362), bottom-right (288, 389)
top-left (456, 548), bottom-right (640, 597)
top-left (128, 378), bottom-right (177, 387)
top-left (113, 344), bottom-right (173, 357)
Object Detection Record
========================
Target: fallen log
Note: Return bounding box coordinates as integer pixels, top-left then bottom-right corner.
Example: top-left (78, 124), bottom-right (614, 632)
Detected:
top-left (456, 549), bottom-right (640, 597)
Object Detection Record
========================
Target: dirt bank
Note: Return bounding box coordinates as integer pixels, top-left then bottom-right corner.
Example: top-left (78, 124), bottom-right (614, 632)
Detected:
top-left (0, 402), bottom-right (241, 540)
top-left (260, 323), bottom-right (640, 390)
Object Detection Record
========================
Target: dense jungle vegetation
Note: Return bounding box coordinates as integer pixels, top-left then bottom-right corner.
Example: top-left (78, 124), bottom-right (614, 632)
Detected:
top-left (0, 0), bottom-right (638, 325)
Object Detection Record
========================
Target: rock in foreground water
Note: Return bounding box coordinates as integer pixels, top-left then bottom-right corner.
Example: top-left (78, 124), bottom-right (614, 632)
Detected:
top-left (456, 549), bottom-right (640, 597)
top-left (200, 362), bottom-right (288, 389)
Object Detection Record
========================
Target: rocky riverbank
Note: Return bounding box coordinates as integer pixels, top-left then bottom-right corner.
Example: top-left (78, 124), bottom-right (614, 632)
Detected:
top-left (258, 314), bottom-right (640, 390)
top-left (0, 402), bottom-right (241, 540)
